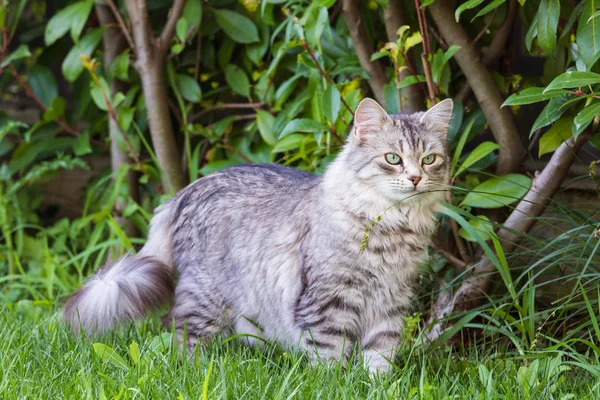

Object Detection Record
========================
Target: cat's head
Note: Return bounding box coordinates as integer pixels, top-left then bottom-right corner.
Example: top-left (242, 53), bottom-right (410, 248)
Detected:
top-left (343, 97), bottom-right (453, 204)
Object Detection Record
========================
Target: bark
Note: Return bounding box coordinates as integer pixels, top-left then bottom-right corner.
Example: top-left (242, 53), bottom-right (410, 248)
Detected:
top-left (456, 0), bottom-right (518, 102)
top-left (125, 0), bottom-right (186, 193)
top-left (96, 4), bottom-right (139, 238)
top-left (383, 0), bottom-right (425, 112)
top-left (425, 132), bottom-right (591, 342)
top-left (341, 0), bottom-right (388, 107)
top-left (428, 0), bottom-right (525, 175)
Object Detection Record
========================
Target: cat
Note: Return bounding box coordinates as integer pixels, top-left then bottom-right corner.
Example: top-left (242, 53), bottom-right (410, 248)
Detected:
top-left (63, 97), bottom-right (453, 374)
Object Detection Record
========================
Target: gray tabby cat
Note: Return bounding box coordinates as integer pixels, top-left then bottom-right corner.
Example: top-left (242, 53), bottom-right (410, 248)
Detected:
top-left (64, 98), bottom-right (453, 374)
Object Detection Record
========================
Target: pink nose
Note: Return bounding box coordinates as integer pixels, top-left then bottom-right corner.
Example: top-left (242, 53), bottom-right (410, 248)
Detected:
top-left (408, 176), bottom-right (422, 186)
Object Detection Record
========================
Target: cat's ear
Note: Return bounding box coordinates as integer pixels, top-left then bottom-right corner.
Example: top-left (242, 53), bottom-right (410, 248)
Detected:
top-left (354, 98), bottom-right (392, 139)
top-left (420, 99), bottom-right (453, 134)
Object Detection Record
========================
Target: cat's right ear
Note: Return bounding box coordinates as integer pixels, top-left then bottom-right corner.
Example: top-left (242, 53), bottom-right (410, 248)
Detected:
top-left (353, 98), bottom-right (391, 140)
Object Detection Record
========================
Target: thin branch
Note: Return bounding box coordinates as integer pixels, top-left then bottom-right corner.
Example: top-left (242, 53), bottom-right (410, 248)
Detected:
top-left (431, 243), bottom-right (468, 270)
top-left (341, 0), bottom-right (388, 107)
top-left (473, 7), bottom-right (499, 44)
top-left (6, 63), bottom-right (106, 145)
top-left (158, 0), bottom-right (186, 55)
top-left (103, 0), bottom-right (136, 52)
top-left (457, 0), bottom-right (517, 102)
top-left (300, 40), bottom-right (354, 120)
top-left (191, 102), bottom-right (266, 121)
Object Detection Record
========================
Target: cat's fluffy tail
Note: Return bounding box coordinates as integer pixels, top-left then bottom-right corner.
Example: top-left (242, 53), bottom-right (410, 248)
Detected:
top-left (63, 204), bottom-right (175, 335)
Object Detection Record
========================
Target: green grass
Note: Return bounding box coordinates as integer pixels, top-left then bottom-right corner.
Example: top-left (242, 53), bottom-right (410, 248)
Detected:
top-left (1, 303), bottom-right (599, 399)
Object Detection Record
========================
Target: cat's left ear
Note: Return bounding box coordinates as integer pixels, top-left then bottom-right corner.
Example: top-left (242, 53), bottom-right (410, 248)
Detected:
top-left (420, 99), bottom-right (454, 135)
top-left (353, 98), bottom-right (392, 140)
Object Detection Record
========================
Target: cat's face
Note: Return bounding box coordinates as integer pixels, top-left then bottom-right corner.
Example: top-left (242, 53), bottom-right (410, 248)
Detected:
top-left (345, 98), bottom-right (452, 204)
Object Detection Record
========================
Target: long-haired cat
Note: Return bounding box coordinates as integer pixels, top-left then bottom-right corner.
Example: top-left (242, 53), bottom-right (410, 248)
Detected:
top-left (64, 98), bottom-right (453, 374)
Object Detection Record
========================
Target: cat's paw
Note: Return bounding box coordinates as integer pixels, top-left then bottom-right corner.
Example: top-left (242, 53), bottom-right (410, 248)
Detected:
top-left (366, 357), bottom-right (393, 376)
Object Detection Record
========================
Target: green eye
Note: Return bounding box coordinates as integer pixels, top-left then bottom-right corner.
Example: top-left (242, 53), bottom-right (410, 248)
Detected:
top-left (385, 153), bottom-right (402, 165)
top-left (422, 154), bottom-right (436, 165)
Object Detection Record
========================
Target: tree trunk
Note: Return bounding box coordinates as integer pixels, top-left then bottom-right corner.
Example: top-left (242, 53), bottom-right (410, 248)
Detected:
top-left (95, 4), bottom-right (139, 238)
top-left (383, 0), bottom-right (425, 112)
top-left (428, 0), bottom-right (525, 175)
top-left (125, 0), bottom-right (186, 193)
top-left (341, 0), bottom-right (388, 107)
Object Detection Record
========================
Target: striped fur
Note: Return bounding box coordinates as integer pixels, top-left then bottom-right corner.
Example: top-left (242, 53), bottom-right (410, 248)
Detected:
top-left (63, 98), bottom-right (452, 374)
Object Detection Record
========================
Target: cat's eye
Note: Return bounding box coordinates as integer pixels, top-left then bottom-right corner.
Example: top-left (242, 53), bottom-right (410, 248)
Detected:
top-left (422, 154), bottom-right (436, 165)
top-left (385, 153), bottom-right (402, 165)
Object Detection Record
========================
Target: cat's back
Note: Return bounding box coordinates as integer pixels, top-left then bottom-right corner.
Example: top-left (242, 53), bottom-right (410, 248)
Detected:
top-left (169, 163), bottom-right (320, 225)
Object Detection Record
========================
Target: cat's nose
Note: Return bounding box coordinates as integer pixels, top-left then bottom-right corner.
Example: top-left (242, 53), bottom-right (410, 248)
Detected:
top-left (408, 176), bottom-right (422, 186)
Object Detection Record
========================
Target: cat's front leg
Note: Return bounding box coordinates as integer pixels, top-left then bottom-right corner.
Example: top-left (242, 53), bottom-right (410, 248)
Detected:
top-left (294, 295), bottom-right (361, 368)
top-left (362, 320), bottom-right (403, 374)
top-left (300, 325), bottom-right (356, 368)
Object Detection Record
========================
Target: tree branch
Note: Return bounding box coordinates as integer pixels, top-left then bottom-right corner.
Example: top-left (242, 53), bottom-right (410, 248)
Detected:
top-left (428, 0), bottom-right (525, 175)
top-left (457, 0), bottom-right (518, 102)
top-left (158, 0), bottom-right (186, 55)
top-left (102, 0), bottom-right (136, 52)
top-left (125, 0), bottom-right (186, 192)
top-left (383, 0), bottom-right (425, 112)
top-left (425, 131), bottom-right (591, 342)
top-left (96, 3), bottom-right (140, 237)
top-left (341, 0), bottom-right (388, 107)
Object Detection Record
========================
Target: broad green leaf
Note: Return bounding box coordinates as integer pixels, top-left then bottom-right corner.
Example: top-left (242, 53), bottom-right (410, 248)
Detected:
top-left (536, 0), bottom-right (560, 55)
top-left (443, 45), bottom-right (461, 63)
top-left (93, 343), bottom-right (130, 370)
top-left (323, 85), bottom-right (341, 123)
top-left (384, 83), bottom-right (400, 114)
top-left (397, 75), bottom-right (426, 89)
top-left (246, 23), bottom-right (269, 66)
top-left (109, 50), bottom-right (129, 81)
top-left (577, 0), bottom-right (600, 69)
top-left (224, 64), bottom-right (250, 97)
top-left (62, 27), bottom-right (104, 82)
top-left (573, 101), bottom-right (600, 133)
top-left (69, 0), bottom-right (93, 42)
top-left (213, 9), bottom-right (259, 44)
top-left (256, 110), bottom-right (277, 146)
top-left (455, 0), bottom-right (484, 21)
top-left (502, 87), bottom-right (569, 106)
top-left (459, 215), bottom-right (494, 242)
top-left (148, 332), bottom-right (174, 353)
top-left (129, 341), bottom-right (141, 366)
top-left (472, 0), bottom-right (505, 21)
top-left (43, 97), bottom-right (65, 122)
top-left (461, 174), bottom-right (532, 208)
top-left (44, 0), bottom-right (93, 45)
top-left (525, 18), bottom-right (538, 53)
top-left (90, 77), bottom-right (111, 111)
top-left (588, 10), bottom-right (600, 23)
top-left (273, 133), bottom-right (306, 153)
top-left (539, 116), bottom-right (573, 156)
top-left (451, 118), bottom-right (476, 175)
top-left (404, 32), bottom-right (422, 52)
top-left (27, 66), bottom-right (58, 108)
top-left (74, 130), bottom-right (92, 156)
top-left (118, 107), bottom-right (135, 133)
top-left (175, 74), bottom-right (202, 103)
top-left (544, 71), bottom-right (600, 91)
top-left (280, 119), bottom-right (326, 139)
top-left (454, 142), bottom-right (501, 178)
top-left (0, 44), bottom-right (30, 67)
top-left (530, 94), bottom-right (573, 135)
top-left (176, 18), bottom-right (188, 42)
top-left (183, 0), bottom-right (202, 29)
